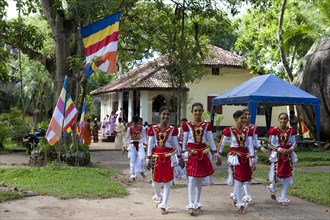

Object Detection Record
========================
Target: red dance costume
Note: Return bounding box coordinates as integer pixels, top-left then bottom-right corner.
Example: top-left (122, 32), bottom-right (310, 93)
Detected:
top-left (128, 125), bottom-right (144, 151)
top-left (269, 127), bottom-right (297, 179)
top-left (182, 121), bottom-right (216, 178)
top-left (219, 127), bottom-right (254, 182)
top-left (147, 125), bottom-right (179, 183)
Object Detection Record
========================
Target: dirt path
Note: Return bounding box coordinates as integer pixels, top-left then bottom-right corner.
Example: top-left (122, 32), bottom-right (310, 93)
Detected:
top-left (1, 151), bottom-right (329, 220)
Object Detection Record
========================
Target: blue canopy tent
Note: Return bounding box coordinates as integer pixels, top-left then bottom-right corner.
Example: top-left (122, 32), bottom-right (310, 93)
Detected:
top-left (211, 74), bottom-right (321, 144)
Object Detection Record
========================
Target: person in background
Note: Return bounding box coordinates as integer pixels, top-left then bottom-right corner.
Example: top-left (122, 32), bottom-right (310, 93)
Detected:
top-left (182, 102), bottom-right (221, 215)
top-left (101, 115), bottom-right (108, 136)
top-left (218, 110), bottom-right (255, 214)
top-left (110, 111), bottom-right (116, 135)
top-left (115, 117), bottom-right (125, 150)
top-left (124, 115), bottom-right (147, 180)
top-left (92, 118), bottom-right (99, 143)
top-left (231, 109), bottom-right (270, 205)
top-left (267, 112), bottom-right (298, 206)
top-left (144, 121), bottom-right (149, 130)
top-left (289, 110), bottom-right (298, 130)
top-left (82, 118), bottom-right (92, 146)
top-left (116, 108), bottom-right (123, 124)
top-left (174, 118), bottom-right (188, 180)
top-left (146, 107), bottom-right (183, 215)
top-left (139, 117), bottom-right (143, 126)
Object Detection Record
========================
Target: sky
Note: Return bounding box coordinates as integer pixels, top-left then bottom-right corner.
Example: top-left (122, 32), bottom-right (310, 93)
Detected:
top-left (6, 0), bottom-right (18, 19)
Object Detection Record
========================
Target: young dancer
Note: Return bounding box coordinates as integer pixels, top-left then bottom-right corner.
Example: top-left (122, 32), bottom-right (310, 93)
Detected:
top-left (146, 107), bottom-right (183, 215)
top-left (181, 102), bottom-right (221, 215)
top-left (239, 109), bottom-right (270, 204)
top-left (124, 115), bottom-right (147, 180)
top-left (267, 112), bottom-right (298, 206)
top-left (218, 110), bottom-right (255, 213)
top-left (174, 118), bottom-right (188, 180)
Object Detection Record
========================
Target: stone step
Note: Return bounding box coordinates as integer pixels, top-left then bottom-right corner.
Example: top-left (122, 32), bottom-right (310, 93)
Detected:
top-left (101, 135), bottom-right (116, 142)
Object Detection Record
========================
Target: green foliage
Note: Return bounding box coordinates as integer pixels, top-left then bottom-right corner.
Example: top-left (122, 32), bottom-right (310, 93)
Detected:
top-left (202, 111), bottom-right (211, 121)
top-left (234, 0), bottom-right (330, 77)
top-left (10, 55), bottom-right (54, 120)
top-left (38, 121), bottom-right (49, 131)
top-left (87, 72), bottom-right (114, 94)
top-left (289, 170), bottom-right (330, 206)
top-left (0, 166), bottom-right (128, 199)
top-left (256, 150), bottom-right (330, 165)
top-left (0, 108), bottom-right (31, 147)
top-left (0, 190), bottom-right (22, 203)
top-left (0, 120), bottom-right (11, 149)
top-left (252, 166), bottom-right (330, 206)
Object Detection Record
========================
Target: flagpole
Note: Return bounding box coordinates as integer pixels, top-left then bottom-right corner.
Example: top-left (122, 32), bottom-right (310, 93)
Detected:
top-left (58, 76), bottom-right (68, 170)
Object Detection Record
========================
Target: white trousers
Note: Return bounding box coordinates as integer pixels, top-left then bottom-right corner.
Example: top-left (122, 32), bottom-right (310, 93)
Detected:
top-left (128, 144), bottom-right (145, 177)
top-left (154, 181), bottom-right (171, 209)
top-left (187, 176), bottom-right (203, 209)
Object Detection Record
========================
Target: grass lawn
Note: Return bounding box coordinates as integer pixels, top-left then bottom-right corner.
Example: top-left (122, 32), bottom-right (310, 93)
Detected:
top-left (0, 165), bottom-right (128, 203)
top-left (0, 191), bottom-right (22, 203)
top-left (214, 150), bottom-right (330, 206)
top-left (256, 151), bottom-right (330, 167)
top-left (252, 165), bottom-right (330, 206)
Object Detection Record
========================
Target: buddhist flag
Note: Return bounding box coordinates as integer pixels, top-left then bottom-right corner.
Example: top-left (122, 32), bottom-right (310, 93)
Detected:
top-left (63, 93), bottom-right (78, 136)
top-left (81, 12), bottom-right (120, 74)
top-left (45, 76), bottom-right (68, 145)
top-left (79, 98), bottom-right (86, 142)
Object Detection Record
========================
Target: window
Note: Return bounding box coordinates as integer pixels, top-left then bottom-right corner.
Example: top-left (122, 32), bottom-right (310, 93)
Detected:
top-left (207, 96), bottom-right (222, 114)
top-left (212, 67), bottom-right (220, 75)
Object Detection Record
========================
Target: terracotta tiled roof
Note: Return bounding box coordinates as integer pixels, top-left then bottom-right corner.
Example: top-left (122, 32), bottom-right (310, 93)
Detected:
top-left (91, 56), bottom-right (188, 95)
top-left (91, 45), bottom-right (244, 95)
top-left (202, 45), bottom-right (244, 67)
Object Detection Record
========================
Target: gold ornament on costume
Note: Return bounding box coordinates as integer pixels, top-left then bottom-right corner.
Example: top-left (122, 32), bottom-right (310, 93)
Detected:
top-left (232, 127), bottom-right (247, 148)
top-left (194, 127), bottom-right (203, 143)
top-left (279, 130), bottom-right (288, 145)
top-left (130, 126), bottom-right (142, 140)
top-left (158, 132), bottom-right (166, 147)
top-left (237, 133), bottom-right (245, 147)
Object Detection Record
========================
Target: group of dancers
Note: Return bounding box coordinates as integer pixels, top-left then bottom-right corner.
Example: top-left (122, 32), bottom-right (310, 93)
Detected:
top-left (123, 102), bottom-right (298, 215)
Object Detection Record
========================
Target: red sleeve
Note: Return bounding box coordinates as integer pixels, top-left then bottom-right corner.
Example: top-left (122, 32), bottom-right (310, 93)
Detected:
top-left (172, 127), bottom-right (179, 136)
top-left (268, 127), bottom-right (276, 136)
top-left (248, 128), bottom-right (254, 136)
top-left (182, 122), bottom-right (189, 132)
top-left (222, 127), bottom-right (231, 137)
top-left (206, 121), bottom-right (213, 131)
top-left (254, 126), bottom-right (259, 135)
top-left (291, 127), bottom-right (297, 135)
top-left (147, 126), bottom-right (154, 136)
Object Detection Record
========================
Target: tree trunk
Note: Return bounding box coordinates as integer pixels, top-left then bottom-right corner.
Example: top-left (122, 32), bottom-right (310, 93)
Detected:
top-left (41, 0), bottom-right (71, 100)
top-left (278, 0), bottom-right (294, 82)
top-left (296, 39), bottom-right (330, 143)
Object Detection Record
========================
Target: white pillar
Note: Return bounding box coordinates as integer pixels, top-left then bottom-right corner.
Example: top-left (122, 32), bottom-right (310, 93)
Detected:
top-left (118, 91), bottom-right (123, 111)
top-left (140, 91), bottom-right (149, 123)
top-left (109, 93), bottom-right (113, 113)
top-left (128, 90), bottom-right (134, 122)
top-left (101, 95), bottom-right (105, 120)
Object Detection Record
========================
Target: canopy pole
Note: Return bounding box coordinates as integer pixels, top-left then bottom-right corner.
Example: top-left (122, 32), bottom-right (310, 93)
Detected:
top-left (314, 104), bottom-right (321, 150)
top-left (210, 104), bottom-right (215, 132)
top-left (264, 106), bottom-right (272, 136)
top-left (248, 102), bottom-right (257, 124)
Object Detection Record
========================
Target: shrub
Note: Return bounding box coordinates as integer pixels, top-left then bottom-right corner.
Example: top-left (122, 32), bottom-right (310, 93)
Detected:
top-left (0, 108), bottom-right (31, 143)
